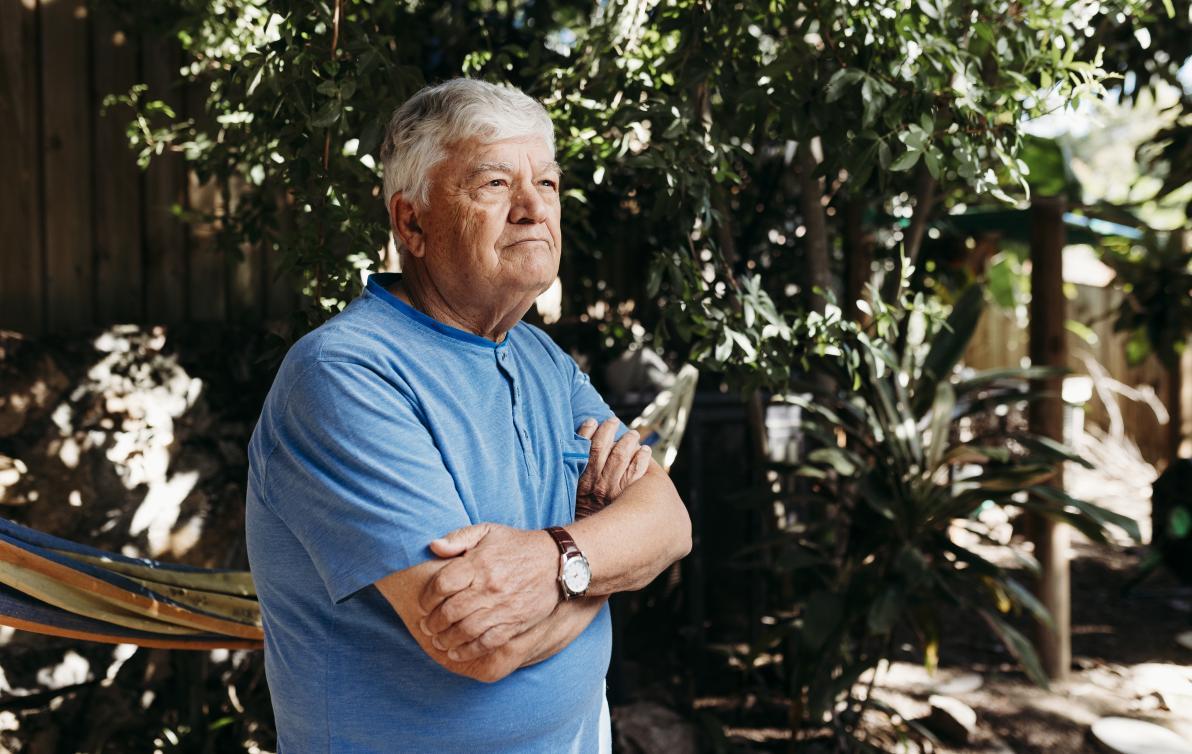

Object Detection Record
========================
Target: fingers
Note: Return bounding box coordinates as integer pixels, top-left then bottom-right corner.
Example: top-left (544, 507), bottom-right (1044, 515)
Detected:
top-left (626, 445), bottom-right (651, 485)
top-left (418, 558), bottom-right (474, 614)
top-left (577, 418), bottom-right (620, 500)
top-left (590, 428), bottom-right (637, 500)
top-left (429, 523), bottom-right (490, 559)
top-left (586, 418), bottom-right (620, 479)
top-left (576, 417), bottom-right (597, 440)
top-left (603, 429), bottom-right (641, 486)
top-left (447, 622), bottom-right (520, 662)
top-left (428, 607), bottom-right (517, 657)
top-left (422, 588), bottom-right (484, 636)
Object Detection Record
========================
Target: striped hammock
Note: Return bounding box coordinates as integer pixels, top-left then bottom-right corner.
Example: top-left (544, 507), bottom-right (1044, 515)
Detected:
top-left (0, 365), bottom-right (698, 650)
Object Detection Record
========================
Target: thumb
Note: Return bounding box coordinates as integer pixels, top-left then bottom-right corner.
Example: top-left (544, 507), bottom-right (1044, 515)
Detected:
top-left (430, 524), bottom-right (489, 558)
top-left (576, 417), bottom-right (598, 440)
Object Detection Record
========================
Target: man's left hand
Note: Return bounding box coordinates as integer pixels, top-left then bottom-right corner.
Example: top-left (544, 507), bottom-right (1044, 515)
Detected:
top-left (417, 523), bottom-right (558, 662)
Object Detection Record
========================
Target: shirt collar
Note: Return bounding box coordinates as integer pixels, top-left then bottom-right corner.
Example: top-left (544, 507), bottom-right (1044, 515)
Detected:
top-left (365, 272), bottom-right (510, 350)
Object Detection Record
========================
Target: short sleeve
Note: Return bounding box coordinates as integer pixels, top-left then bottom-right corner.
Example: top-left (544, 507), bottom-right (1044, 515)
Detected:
top-left (567, 356), bottom-right (628, 440)
top-left (260, 360), bottom-right (471, 603)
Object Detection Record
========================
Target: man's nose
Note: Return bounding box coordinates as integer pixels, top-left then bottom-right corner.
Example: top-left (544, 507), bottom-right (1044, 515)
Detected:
top-left (509, 180), bottom-right (548, 225)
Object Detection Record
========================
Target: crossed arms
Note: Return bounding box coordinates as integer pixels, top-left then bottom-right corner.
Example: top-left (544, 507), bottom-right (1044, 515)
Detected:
top-left (375, 418), bottom-right (692, 682)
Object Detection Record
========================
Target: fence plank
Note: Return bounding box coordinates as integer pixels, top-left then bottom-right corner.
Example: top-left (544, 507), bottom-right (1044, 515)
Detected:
top-left (186, 172), bottom-right (224, 321)
top-left (141, 37), bottom-right (187, 323)
top-left (40, 0), bottom-right (94, 332)
top-left (263, 190), bottom-right (299, 322)
top-left (186, 82), bottom-right (225, 322)
top-left (0, 0), bottom-right (44, 335)
top-left (93, 12), bottom-right (143, 324)
top-left (225, 176), bottom-right (262, 321)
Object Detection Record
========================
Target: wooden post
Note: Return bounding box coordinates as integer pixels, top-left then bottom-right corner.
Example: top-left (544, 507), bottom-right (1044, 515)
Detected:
top-left (93, 10), bottom-right (144, 324)
top-left (1181, 333), bottom-right (1192, 460)
top-left (1028, 196), bottom-right (1071, 681)
top-left (142, 37), bottom-right (188, 324)
top-left (41, 0), bottom-right (95, 332)
top-left (1172, 229), bottom-right (1190, 463)
top-left (0, 0), bottom-right (45, 335)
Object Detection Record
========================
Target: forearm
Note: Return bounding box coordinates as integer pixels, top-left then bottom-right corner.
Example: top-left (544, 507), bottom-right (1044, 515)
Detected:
top-left (567, 462), bottom-right (691, 596)
top-left (514, 596), bottom-right (607, 668)
top-left (448, 596), bottom-right (605, 681)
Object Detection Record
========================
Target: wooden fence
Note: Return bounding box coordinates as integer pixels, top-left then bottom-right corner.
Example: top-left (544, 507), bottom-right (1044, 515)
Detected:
top-left (3, 1), bottom-right (1188, 464)
top-left (0, 0), bottom-right (295, 337)
top-left (965, 282), bottom-right (1192, 466)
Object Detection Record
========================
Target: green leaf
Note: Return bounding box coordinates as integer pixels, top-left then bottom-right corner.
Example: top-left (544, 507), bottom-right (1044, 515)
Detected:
top-left (807, 447), bottom-right (859, 476)
top-left (867, 587), bottom-right (902, 634)
top-left (1030, 486), bottom-right (1141, 542)
top-left (1015, 433), bottom-right (1094, 469)
top-left (953, 366), bottom-right (1066, 397)
top-left (981, 610), bottom-right (1049, 688)
top-left (1065, 319), bottom-right (1098, 346)
top-left (310, 103), bottom-right (342, 128)
top-left (714, 332), bottom-right (732, 362)
top-left (890, 149), bottom-right (921, 172)
top-left (913, 284), bottom-right (985, 416)
top-left (824, 68), bottom-right (864, 102)
top-left (924, 149), bottom-right (940, 179)
top-left (645, 262), bottom-right (664, 298)
top-left (1125, 328), bottom-right (1151, 366)
top-left (1169, 506), bottom-right (1192, 539)
top-left (987, 255), bottom-right (1019, 309)
top-left (925, 382), bottom-right (956, 471)
top-left (1003, 577), bottom-right (1054, 630)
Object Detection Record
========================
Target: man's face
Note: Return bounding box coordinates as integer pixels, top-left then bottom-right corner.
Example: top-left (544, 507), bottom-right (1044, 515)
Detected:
top-left (416, 134), bottom-right (563, 304)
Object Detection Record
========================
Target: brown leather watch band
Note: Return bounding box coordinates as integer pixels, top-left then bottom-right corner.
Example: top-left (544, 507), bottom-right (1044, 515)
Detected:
top-left (545, 526), bottom-right (589, 599)
top-left (545, 526), bottom-right (581, 559)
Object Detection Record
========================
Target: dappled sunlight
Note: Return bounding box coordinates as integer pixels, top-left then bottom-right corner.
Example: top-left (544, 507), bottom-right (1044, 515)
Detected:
top-left (2, 325), bottom-right (223, 559)
top-left (128, 470), bottom-right (199, 557)
top-left (35, 650), bottom-right (89, 690)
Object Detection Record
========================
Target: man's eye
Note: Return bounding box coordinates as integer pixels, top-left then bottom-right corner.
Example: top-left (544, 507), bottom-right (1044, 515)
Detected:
top-left (486, 179), bottom-right (508, 188)
top-left (540, 179), bottom-right (558, 189)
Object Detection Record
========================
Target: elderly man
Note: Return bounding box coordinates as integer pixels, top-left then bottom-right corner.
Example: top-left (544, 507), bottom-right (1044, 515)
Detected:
top-left (245, 78), bottom-right (692, 753)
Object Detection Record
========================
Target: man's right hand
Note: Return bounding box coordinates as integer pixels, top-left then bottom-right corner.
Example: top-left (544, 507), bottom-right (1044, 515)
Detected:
top-left (574, 418), bottom-right (651, 518)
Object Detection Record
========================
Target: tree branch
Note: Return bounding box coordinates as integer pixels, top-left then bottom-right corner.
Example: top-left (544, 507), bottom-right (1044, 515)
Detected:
top-left (795, 138), bottom-right (831, 313)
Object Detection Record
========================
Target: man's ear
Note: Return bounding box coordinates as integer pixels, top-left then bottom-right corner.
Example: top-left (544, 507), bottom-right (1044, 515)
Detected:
top-left (389, 192), bottom-right (425, 257)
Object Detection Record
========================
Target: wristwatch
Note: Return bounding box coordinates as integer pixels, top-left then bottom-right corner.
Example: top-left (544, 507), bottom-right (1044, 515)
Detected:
top-left (545, 526), bottom-right (591, 600)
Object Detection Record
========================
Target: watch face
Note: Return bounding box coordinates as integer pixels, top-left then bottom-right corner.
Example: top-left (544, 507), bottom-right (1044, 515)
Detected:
top-left (562, 555), bottom-right (591, 594)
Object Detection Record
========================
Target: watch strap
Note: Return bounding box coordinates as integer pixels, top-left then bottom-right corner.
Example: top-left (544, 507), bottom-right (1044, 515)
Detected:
top-left (545, 526), bottom-right (581, 559)
top-left (545, 526), bottom-right (586, 599)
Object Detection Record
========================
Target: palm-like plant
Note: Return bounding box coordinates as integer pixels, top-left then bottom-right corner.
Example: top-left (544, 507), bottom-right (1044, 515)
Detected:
top-left (743, 285), bottom-right (1139, 748)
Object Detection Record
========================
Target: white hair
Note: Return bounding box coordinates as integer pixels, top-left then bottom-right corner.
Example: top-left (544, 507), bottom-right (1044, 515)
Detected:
top-left (379, 79), bottom-right (555, 212)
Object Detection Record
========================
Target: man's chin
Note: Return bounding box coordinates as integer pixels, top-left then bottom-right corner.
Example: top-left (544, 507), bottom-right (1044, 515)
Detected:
top-left (502, 252), bottom-right (559, 287)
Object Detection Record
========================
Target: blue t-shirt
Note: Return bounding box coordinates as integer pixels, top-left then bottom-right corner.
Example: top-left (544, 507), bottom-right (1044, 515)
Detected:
top-left (246, 272), bottom-right (619, 753)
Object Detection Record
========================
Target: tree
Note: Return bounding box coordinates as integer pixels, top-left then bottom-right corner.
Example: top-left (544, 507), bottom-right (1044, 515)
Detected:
top-left (103, 0), bottom-right (1158, 745)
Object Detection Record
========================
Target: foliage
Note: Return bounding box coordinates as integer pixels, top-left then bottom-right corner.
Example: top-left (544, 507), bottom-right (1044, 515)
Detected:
top-left (101, 0), bottom-right (1158, 344)
top-left (733, 282), bottom-right (1139, 743)
top-left (541, 0), bottom-right (1156, 360)
top-left (1086, 0), bottom-right (1192, 203)
top-left (99, 0), bottom-right (591, 325)
top-left (93, 0), bottom-right (1163, 746)
top-left (1101, 228), bottom-right (1192, 367)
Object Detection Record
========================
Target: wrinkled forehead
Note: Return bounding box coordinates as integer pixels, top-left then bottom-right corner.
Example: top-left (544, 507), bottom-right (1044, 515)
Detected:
top-left (464, 158), bottom-right (563, 179)
top-left (446, 135), bottom-right (559, 177)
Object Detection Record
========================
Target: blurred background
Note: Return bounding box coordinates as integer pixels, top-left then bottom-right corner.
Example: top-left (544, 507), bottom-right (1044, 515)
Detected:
top-left (0, 0), bottom-right (1190, 752)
